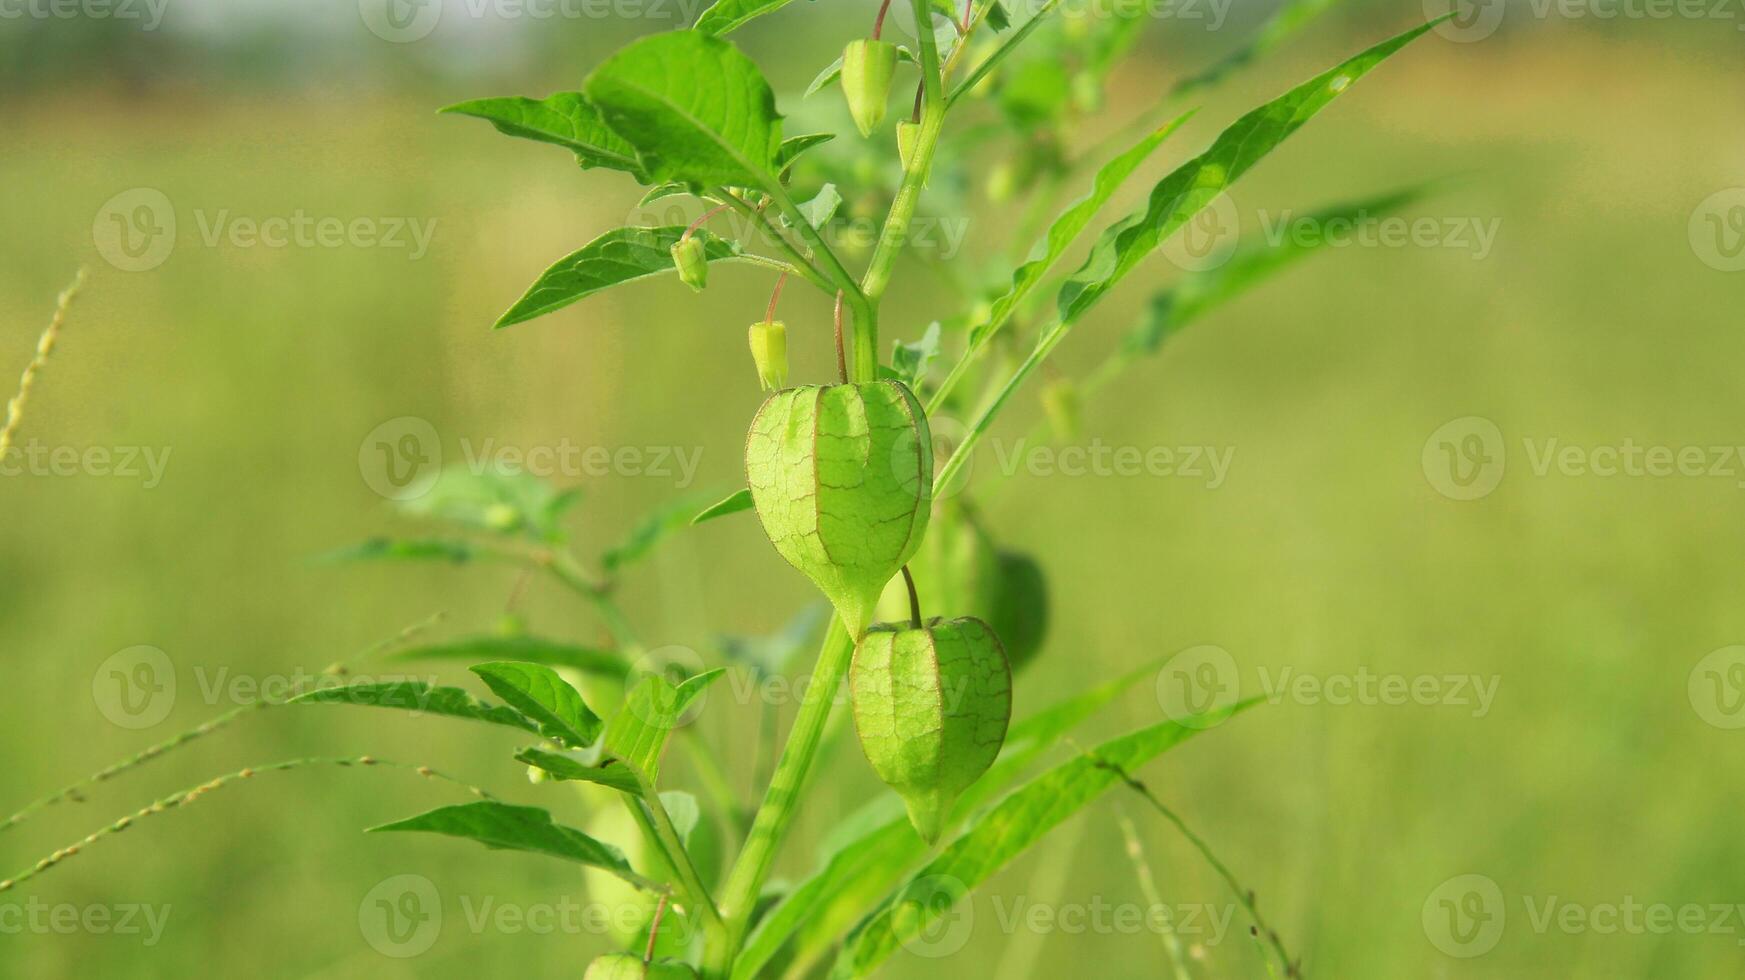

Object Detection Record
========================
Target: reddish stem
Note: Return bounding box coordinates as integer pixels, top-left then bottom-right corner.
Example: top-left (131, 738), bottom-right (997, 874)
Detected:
top-left (834, 290), bottom-right (848, 384)
top-left (873, 0), bottom-right (893, 38)
top-left (684, 203), bottom-right (732, 240)
top-left (765, 270), bottom-right (789, 324)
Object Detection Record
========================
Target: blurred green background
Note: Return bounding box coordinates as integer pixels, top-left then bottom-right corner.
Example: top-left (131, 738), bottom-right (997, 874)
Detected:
top-left (4, 2), bottom-right (1745, 977)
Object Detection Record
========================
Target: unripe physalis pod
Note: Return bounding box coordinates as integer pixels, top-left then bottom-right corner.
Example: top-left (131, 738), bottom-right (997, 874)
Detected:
top-left (851, 616), bottom-right (1012, 843)
top-left (882, 521), bottom-right (1050, 672)
top-left (842, 39), bottom-right (899, 137)
top-left (584, 954), bottom-right (697, 980)
top-left (746, 381), bottom-right (933, 635)
top-left (896, 121), bottom-right (922, 176)
top-left (671, 235), bottom-right (709, 292)
top-left (747, 319), bottom-right (789, 392)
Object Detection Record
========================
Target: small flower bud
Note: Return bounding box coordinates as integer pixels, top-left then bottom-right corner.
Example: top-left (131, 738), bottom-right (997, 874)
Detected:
top-left (747, 319), bottom-right (789, 392)
top-left (670, 235), bottom-right (709, 292)
top-left (842, 39), bottom-right (899, 137)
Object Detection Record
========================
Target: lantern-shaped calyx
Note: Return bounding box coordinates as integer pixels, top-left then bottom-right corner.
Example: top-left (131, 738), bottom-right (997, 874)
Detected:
top-left (746, 381), bottom-right (933, 634)
top-left (671, 236), bottom-right (709, 292)
top-left (851, 616), bottom-right (1012, 843)
top-left (747, 320), bottom-right (789, 392)
top-left (842, 39), bottom-right (899, 137)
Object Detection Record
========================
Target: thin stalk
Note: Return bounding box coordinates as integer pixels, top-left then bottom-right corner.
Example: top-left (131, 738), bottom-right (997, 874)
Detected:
top-left (933, 315), bottom-right (1067, 494)
top-left (635, 777), bottom-right (725, 930)
top-left (707, 616), bottom-right (854, 975)
top-left (1117, 806), bottom-right (1195, 980)
top-left (716, 190), bottom-right (833, 295)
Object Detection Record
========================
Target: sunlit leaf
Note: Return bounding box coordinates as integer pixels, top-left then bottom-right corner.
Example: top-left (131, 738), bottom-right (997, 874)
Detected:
top-left (471, 662), bottom-right (602, 748)
top-left (441, 93), bottom-right (644, 177)
top-left (691, 488), bottom-right (754, 525)
top-left (370, 802), bottom-right (653, 888)
top-left (603, 669), bottom-right (725, 783)
top-left (694, 0), bottom-right (805, 35)
top-left (496, 227), bottom-right (741, 329)
top-left (387, 634), bottom-right (629, 679)
top-left (517, 746), bottom-right (643, 793)
top-left (289, 682), bottom-right (537, 735)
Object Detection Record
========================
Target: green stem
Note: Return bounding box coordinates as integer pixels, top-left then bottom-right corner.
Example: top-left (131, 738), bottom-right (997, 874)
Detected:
top-left (707, 615), bottom-right (854, 976)
top-left (934, 315), bottom-right (1067, 495)
top-left (636, 777), bottom-right (725, 930)
top-left (541, 550), bottom-right (642, 653)
top-left (717, 191), bottom-right (834, 295)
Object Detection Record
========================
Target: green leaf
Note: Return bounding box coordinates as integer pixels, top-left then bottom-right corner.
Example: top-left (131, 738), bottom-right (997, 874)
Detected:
top-left (690, 488), bottom-right (753, 525)
top-left (318, 537), bottom-right (482, 565)
top-left (370, 802), bottom-right (653, 888)
top-left (659, 791), bottom-right (701, 847)
top-left (585, 30), bottom-right (782, 188)
top-left (496, 227), bottom-right (741, 329)
top-left (603, 669), bottom-right (725, 784)
top-left (694, 0), bottom-right (803, 35)
top-left (783, 183), bottom-right (842, 231)
top-left (289, 682), bottom-right (538, 735)
top-left (471, 662), bottom-right (603, 748)
top-left (516, 746), bottom-right (643, 793)
top-left (831, 700), bottom-right (1260, 977)
top-left (1124, 184), bottom-right (1430, 357)
top-left (776, 133), bottom-right (835, 171)
top-left (1056, 20), bottom-right (1442, 326)
top-left (888, 323), bottom-right (941, 388)
top-left (733, 658), bottom-right (1166, 980)
top-left (440, 94), bottom-right (644, 177)
top-left (387, 634), bottom-right (629, 679)
top-left (640, 183), bottom-right (695, 206)
top-left (963, 112), bottom-right (1191, 353)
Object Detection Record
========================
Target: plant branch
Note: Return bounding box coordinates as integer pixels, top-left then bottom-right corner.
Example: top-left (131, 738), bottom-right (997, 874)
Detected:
top-left (636, 777), bottom-right (725, 929)
top-left (708, 615), bottom-right (854, 975)
top-left (716, 190), bottom-right (834, 295)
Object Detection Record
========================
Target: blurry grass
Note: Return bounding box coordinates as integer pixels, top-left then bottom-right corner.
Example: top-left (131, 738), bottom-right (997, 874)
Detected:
top-left (1, 19), bottom-right (1744, 980)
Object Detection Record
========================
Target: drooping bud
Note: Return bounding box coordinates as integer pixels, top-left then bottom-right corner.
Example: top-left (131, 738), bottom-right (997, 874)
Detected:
top-left (896, 120), bottom-right (922, 175)
top-left (746, 382), bottom-right (933, 634)
top-left (671, 235), bottom-right (709, 292)
top-left (747, 319), bottom-right (789, 392)
top-left (851, 616), bottom-right (1012, 843)
top-left (842, 39), bottom-right (899, 137)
